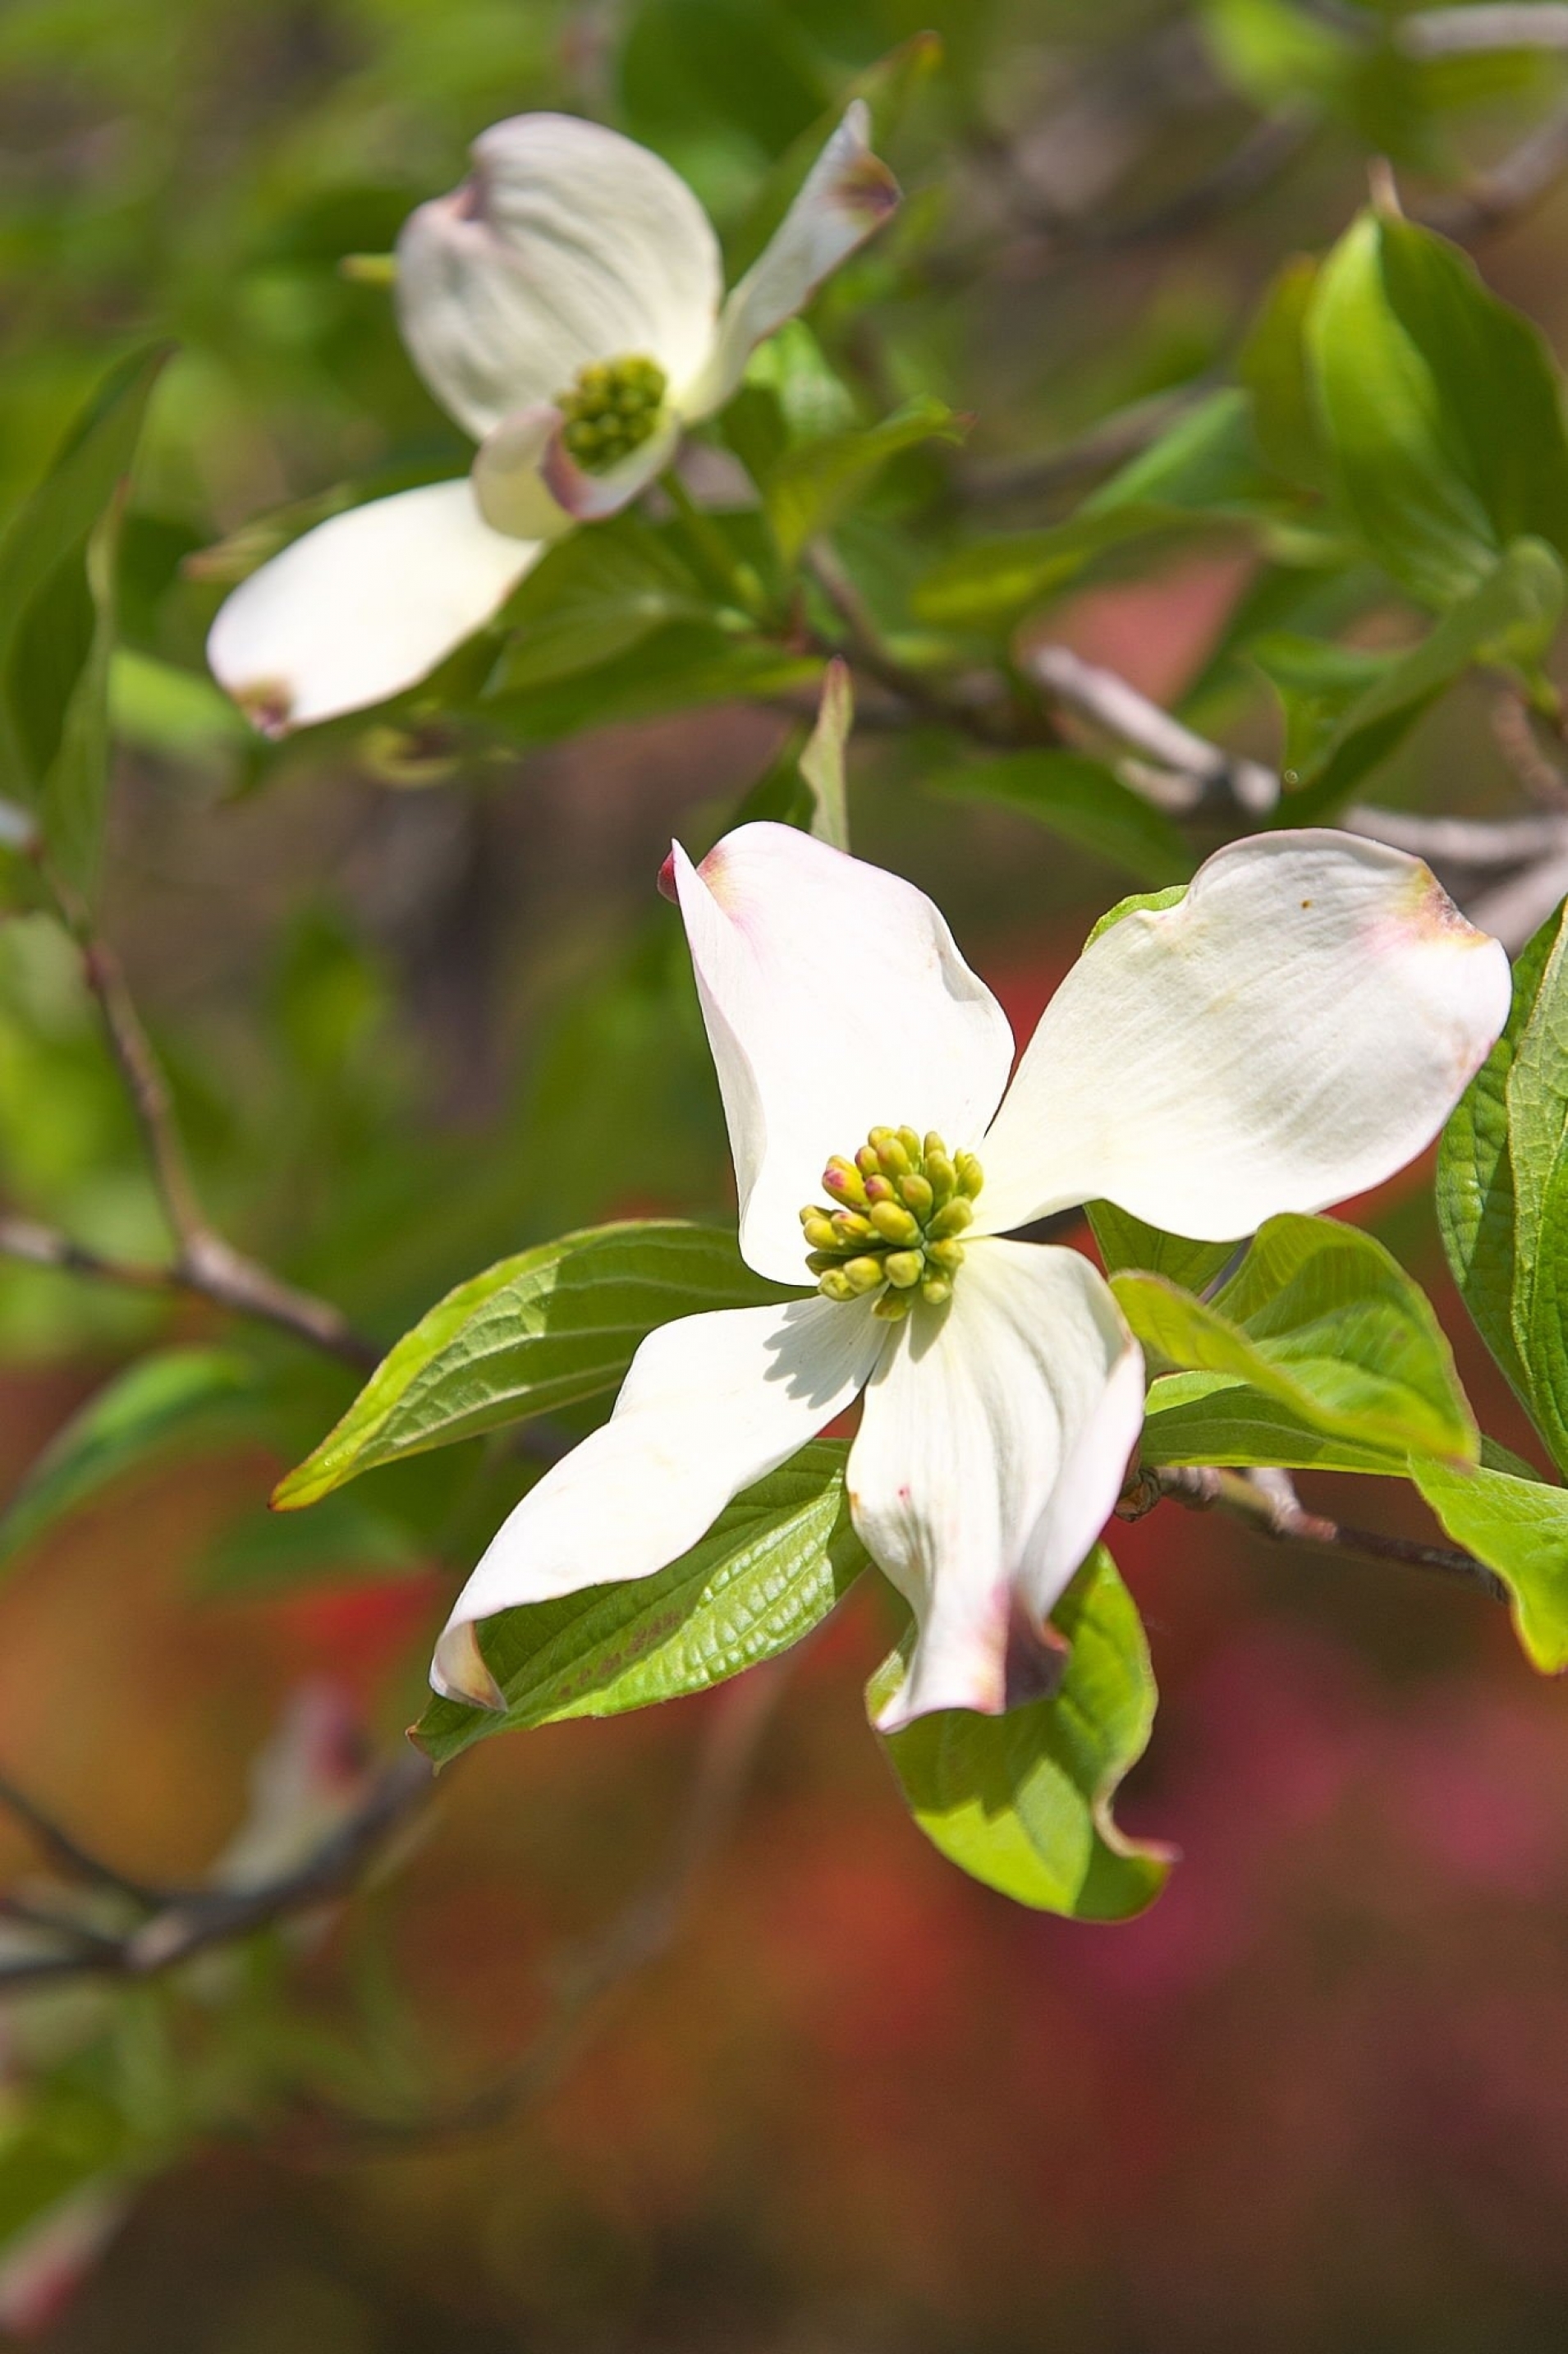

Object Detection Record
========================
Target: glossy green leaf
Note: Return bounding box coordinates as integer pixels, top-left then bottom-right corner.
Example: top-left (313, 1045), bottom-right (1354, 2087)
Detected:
top-left (1140, 1371), bottom-right (1422, 1475)
top-left (1413, 1456), bottom-right (1568, 1671)
top-left (274, 1222), bottom-right (782, 1509)
top-left (871, 1548), bottom-right (1171, 1920)
top-left (1272, 539), bottom-right (1565, 820)
top-left (0, 1348), bottom-right (258, 1569)
top-left (1086, 1203), bottom-right (1238, 1295)
top-left (414, 1441), bottom-right (864, 1764)
top-left (1115, 1212), bottom-right (1477, 1467)
top-left (767, 397), bottom-right (964, 565)
top-left (0, 344), bottom-right (170, 893)
top-left (1437, 905), bottom-right (1558, 1411)
top-left (481, 619), bottom-right (819, 743)
top-left (1307, 208), bottom-right (1568, 606)
top-left (1240, 255), bottom-right (1327, 492)
top-left (488, 520), bottom-right (711, 693)
top-left (1500, 903), bottom-right (1568, 1472)
top-left (927, 750), bottom-right (1193, 888)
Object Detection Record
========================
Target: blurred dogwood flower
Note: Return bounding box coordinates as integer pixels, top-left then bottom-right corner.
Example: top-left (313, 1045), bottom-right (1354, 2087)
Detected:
top-left (433, 824), bottom-right (1509, 1731)
top-left (208, 106), bottom-right (898, 734)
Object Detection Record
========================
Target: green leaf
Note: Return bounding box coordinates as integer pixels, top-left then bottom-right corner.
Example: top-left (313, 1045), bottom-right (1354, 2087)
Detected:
top-left (274, 1222), bottom-right (782, 1510)
top-left (0, 344), bottom-right (171, 892)
top-left (1240, 255), bottom-right (1327, 493)
top-left (1307, 208), bottom-right (1568, 606)
top-left (1082, 881), bottom-right (1187, 949)
top-left (1114, 1212), bottom-right (1478, 1468)
top-left (1272, 539), bottom-right (1565, 819)
top-left (0, 1348), bottom-right (257, 1569)
top-left (1413, 1457), bottom-right (1568, 1672)
top-left (488, 519), bottom-right (712, 693)
top-left (1438, 902), bottom-right (1558, 1411)
top-left (481, 619), bottom-right (819, 743)
top-left (797, 656), bottom-right (852, 849)
top-left (871, 1548), bottom-right (1171, 1920)
top-left (927, 750), bottom-right (1193, 888)
top-left (1080, 386), bottom-right (1272, 518)
top-left (1499, 903), bottom-right (1568, 1472)
top-left (911, 502), bottom-right (1194, 631)
top-left (766, 397), bottom-right (965, 566)
top-left (1086, 1203), bottom-right (1238, 1295)
top-left (1140, 1371), bottom-right (1424, 1475)
top-left (414, 1441), bottom-right (864, 1764)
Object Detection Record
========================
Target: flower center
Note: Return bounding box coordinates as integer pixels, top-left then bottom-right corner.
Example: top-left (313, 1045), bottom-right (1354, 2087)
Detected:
top-left (799, 1127), bottom-right (983, 1320)
top-left (557, 354), bottom-right (668, 473)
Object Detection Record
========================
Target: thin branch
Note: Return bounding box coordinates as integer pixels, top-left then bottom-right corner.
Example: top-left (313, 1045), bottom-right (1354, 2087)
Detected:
top-left (1119, 1462), bottom-right (1511, 1604)
top-left (0, 1751), bottom-right (433, 1989)
top-left (0, 1769), bottom-right (178, 1911)
top-left (1022, 641), bottom-right (1281, 814)
top-left (25, 869), bottom-right (381, 1372)
top-left (957, 379), bottom-right (1218, 507)
top-left (1399, 5), bottom-right (1568, 57)
top-left (1421, 104), bottom-right (1568, 240)
top-left (1341, 805), bottom-right (1568, 866)
top-left (803, 543), bottom-right (1059, 750)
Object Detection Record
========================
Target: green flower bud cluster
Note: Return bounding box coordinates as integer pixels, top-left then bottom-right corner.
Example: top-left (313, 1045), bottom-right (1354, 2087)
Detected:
top-left (557, 354), bottom-right (668, 473)
top-left (800, 1127), bottom-right (983, 1319)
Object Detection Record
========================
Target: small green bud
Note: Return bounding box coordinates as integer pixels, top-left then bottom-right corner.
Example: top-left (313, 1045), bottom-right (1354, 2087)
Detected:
top-left (924, 1150), bottom-right (956, 1206)
top-left (818, 1269), bottom-right (860, 1302)
top-left (874, 1287), bottom-right (915, 1320)
top-left (800, 1212), bottom-right (839, 1251)
top-left (883, 1250), bottom-right (924, 1289)
top-left (930, 1197), bottom-right (974, 1240)
top-left (877, 1136), bottom-right (912, 1177)
top-left (805, 1250), bottom-right (837, 1275)
top-left (925, 1237), bottom-right (967, 1274)
top-left (830, 1209), bottom-right (874, 1244)
top-left (956, 1151), bottom-right (985, 1200)
top-left (863, 1172), bottom-right (896, 1205)
top-left (855, 1145), bottom-right (882, 1179)
top-left (897, 1172), bottom-right (934, 1220)
top-left (920, 1273), bottom-right (953, 1306)
top-left (843, 1255), bottom-right (887, 1296)
top-left (869, 1201), bottom-right (920, 1246)
top-left (896, 1126), bottom-right (923, 1163)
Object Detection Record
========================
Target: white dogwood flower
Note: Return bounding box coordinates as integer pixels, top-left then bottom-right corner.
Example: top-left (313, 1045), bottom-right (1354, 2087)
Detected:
top-left (207, 105), bottom-right (897, 734)
top-left (432, 824), bottom-right (1510, 1731)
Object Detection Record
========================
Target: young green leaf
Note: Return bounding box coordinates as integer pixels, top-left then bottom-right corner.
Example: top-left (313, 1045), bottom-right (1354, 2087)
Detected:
top-left (1270, 539), bottom-right (1565, 821)
top-left (0, 1348), bottom-right (258, 1570)
top-left (1307, 207), bottom-right (1568, 606)
top-left (1114, 1212), bottom-right (1478, 1467)
top-left (766, 396), bottom-right (963, 566)
top-left (0, 344), bottom-right (171, 893)
top-left (1498, 903), bottom-right (1568, 1473)
top-left (871, 1548), bottom-right (1171, 1921)
top-left (926, 750), bottom-right (1193, 888)
top-left (1413, 1457), bottom-right (1568, 1672)
top-left (414, 1441), bottom-right (864, 1764)
top-left (487, 519), bottom-right (712, 692)
top-left (1086, 1205), bottom-right (1239, 1295)
top-left (1140, 1371), bottom-right (1425, 1475)
top-left (1437, 904), bottom-right (1559, 1412)
top-left (274, 1223), bottom-right (783, 1510)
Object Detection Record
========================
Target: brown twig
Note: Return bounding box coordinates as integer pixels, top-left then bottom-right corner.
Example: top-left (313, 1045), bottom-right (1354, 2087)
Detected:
top-left (0, 1751), bottom-right (433, 1989)
top-left (1021, 642), bottom-right (1281, 814)
top-left (1118, 1462), bottom-right (1510, 1603)
top-left (21, 867), bottom-right (381, 1372)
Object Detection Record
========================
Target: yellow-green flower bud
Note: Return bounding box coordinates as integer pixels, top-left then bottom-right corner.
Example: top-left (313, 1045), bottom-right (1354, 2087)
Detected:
top-left (920, 1273), bottom-right (953, 1305)
top-left (874, 1288), bottom-right (915, 1321)
top-left (930, 1197), bottom-right (974, 1240)
top-left (869, 1201), bottom-right (920, 1246)
top-left (883, 1250), bottom-right (925, 1288)
top-left (956, 1151), bottom-right (985, 1200)
top-left (842, 1255), bottom-right (887, 1296)
top-left (557, 353), bottom-right (668, 475)
top-left (924, 1149), bottom-right (956, 1206)
top-left (925, 1237), bottom-right (967, 1274)
top-left (830, 1209), bottom-right (874, 1244)
top-left (823, 1157), bottom-right (866, 1207)
top-left (897, 1172), bottom-right (934, 1220)
top-left (800, 1210), bottom-right (840, 1250)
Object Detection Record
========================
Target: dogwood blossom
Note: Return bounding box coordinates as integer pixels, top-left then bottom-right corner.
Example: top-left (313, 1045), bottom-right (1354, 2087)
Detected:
top-left (207, 106), bottom-right (897, 734)
top-left (432, 824), bottom-right (1510, 1731)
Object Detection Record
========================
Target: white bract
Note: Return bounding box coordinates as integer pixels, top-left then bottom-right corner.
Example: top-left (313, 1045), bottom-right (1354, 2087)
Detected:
top-left (432, 824), bottom-right (1511, 1732)
top-left (207, 106), bottom-right (897, 734)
